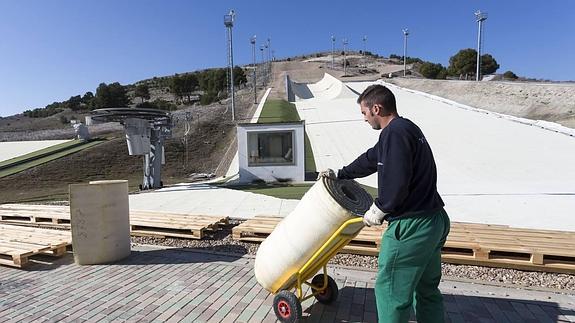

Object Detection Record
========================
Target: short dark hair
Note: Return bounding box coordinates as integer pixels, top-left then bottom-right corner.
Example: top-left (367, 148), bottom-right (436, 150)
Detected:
top-left (357, 84), bottom-right (397, 116)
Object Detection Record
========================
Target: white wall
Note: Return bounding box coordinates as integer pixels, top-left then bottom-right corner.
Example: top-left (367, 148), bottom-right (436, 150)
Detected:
top-left (237, 122), bottom-right (305, 183)
top-left (0, 140), bottom-right (71, 163)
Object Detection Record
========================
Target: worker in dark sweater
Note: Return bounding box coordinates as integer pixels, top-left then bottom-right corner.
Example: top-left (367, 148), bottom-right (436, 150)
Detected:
top-left (319, 84), bottom-right (450, 323)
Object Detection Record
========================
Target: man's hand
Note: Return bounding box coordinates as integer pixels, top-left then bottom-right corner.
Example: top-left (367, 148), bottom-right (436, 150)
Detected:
top-left (317, 168), bottom-right (337, 181)
top-left (363, 203), bottom-right (386, 227)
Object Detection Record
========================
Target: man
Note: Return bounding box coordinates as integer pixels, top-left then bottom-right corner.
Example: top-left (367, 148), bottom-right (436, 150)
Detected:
top-left (319, 84), bottom-right (450, 323)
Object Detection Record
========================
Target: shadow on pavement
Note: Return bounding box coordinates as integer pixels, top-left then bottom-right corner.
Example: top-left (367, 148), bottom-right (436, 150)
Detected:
top-left (17, 245), bottom-right (248, 271)
top-left (116, 246), bottom-right (249, 266)
top-left (22, 251), bottom-right (75, 272)
top-left (300, 286), bottom-right (575, 323)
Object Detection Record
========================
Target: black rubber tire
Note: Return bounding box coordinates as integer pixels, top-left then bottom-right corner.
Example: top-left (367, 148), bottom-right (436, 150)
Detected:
top-left (311, 274), bottom-right (339, 304)
top-left (273, 290), bottom-right (302, 322)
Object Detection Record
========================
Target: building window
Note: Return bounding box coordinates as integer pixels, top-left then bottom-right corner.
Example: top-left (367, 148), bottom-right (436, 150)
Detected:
top-left (247, 131), bottom-right (294, 166)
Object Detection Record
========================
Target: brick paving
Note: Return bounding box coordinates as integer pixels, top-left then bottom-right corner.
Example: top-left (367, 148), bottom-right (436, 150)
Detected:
top-left (0, 245), bottom-right (574, 322)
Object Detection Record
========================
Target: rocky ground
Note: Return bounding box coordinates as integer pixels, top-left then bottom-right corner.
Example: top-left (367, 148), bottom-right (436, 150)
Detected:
top-left (386, 78), bottom-right (575, 129)
top-left (131, 220), bottom-right (575, 293)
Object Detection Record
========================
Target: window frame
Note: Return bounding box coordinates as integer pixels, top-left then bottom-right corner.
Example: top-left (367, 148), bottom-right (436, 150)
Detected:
top-left (246, 130), bottom-right (296, 167)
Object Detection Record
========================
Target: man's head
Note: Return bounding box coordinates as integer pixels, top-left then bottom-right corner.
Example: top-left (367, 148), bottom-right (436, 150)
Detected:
top-left (357, 84), bottom-right (397, 130)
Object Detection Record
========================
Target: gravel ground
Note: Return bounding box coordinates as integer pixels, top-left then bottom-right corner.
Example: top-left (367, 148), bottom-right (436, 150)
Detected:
top-left (131, 220), bottom-right (575, 293)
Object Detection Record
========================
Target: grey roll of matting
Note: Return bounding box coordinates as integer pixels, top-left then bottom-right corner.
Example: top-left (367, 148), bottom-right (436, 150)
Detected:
top-left (322, 177), bottom-right (373, 216)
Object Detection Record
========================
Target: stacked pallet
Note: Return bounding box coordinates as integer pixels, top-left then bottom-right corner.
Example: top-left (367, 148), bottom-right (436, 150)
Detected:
top-left (0, 204), bottom-right (70, 225)
top-left (232, 216), bottom-right (382, 256)
top-left (0, 224), bottom-right (71, 267)
top-left (130, 210), bottom-right (228, 239)
top-left (232, 216), bottom-right (575, 274)
top-left (444, 223), bottom-right (575, 274)
top-left (0, 204), bottom-right (228, 240)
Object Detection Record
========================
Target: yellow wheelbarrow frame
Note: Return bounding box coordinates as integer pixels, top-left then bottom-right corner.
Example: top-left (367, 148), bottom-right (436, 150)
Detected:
top-left (272, 217), bottom-right (364, 321)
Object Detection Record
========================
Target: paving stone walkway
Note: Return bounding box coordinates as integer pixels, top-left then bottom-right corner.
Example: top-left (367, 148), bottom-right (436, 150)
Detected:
top-left (0, 245), bottom-right (574, 322)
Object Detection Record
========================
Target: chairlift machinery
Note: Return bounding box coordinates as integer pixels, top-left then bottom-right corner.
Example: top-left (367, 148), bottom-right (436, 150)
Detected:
top-left (86, 108), bottom-right (173, 190)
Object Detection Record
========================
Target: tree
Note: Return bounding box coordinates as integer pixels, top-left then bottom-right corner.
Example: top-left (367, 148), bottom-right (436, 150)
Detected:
top-left (233, 66), bottom-right (247, 87)
top-left (82, 91), bottom-right (96, 110)
top-left (134, 84), bottom-right (150, 103)
top-left (182, 74), bottom-right (199, 102)
top-left (448, 48), bottom-right (478, 78)
top-left (448, 48), bottom-right (500, 78)
top-left (82, 92), bottom-right (94, 103)
top-left (419, 62), bottom-right (447, 79)
top-left (170, 75), bottom-right (186, 103)
top-left (480, 54), bottom-right (500, 75)
top-left (405, 56), bottom-right (423, 64)
top-left (170, 74), bottom-right (200, 104)
top-left (95, 82), bottom-right (130, 108)
top-left (65, 95), bottom-right (83, 111)
top-left (198, 68), bottom-right (227, 99)
top-left (503, 70), bottom-right (518, 80)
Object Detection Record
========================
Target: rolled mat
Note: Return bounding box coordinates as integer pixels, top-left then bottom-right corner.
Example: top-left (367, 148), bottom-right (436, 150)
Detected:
top-left (254, 178), bottom-right (373, 293)
top-left (322, 177), bottom-right (373, 215)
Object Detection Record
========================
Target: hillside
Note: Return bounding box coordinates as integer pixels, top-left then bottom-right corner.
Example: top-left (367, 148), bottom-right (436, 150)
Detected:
top-left (386, 78), bottom-right (575, 128)
top-left (0, 88), bottom-right (258, 203)
top-left (1, 53), bottom-right (573, 202)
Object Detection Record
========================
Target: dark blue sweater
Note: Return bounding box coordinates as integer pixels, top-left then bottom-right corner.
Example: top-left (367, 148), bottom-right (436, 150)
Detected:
top-left (338, 117), bottom-right (444, 221)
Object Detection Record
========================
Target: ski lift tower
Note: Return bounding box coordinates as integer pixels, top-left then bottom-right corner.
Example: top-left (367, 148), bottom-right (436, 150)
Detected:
top-left (224, 9), bottom-right (236, 121)
top-left (86, 108), bottom-right (173, 190)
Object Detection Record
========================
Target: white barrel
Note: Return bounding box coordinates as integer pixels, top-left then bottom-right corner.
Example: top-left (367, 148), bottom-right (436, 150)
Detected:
top-left (69, 180), bottom-right (131, 265)
top-left (254, 178), bottom-right (372, 293)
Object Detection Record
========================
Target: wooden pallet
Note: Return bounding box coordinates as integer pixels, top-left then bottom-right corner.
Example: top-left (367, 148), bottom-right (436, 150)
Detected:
top-left (0, 204), bottom-right (228, 240)
top-left (232, 216), bottom-right (575, 274)
top-left (0, 204), bottom-right (70, 225)
top-left (0, 224), bottom-right (72, 268)
top-left (442, 223), bottom-right (575, 274)
top-left (130, 210), bottom-right (228, 239)
top-left (232, 216), bottom-right (383, 256)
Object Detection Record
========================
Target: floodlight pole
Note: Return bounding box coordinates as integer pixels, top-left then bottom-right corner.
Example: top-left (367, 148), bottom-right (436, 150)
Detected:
top-left (362, 35), bottom-right (367, 55)
top-left (224, 9), bottom-right (236, 121)
top-left (260, 45), bottom-right (265, 85)
top-left (402, 29), bottom-right (409, 77)
top-left (342, 38), bottom-right (348, 76)
top-left (475, 10), bottom-right (488, 81)
top-left (331, 35), bottom-right (335, 69)
top-left (267, 38), bottom-right (272, 82)
top-left (250, 35), bottom-right (257, 103)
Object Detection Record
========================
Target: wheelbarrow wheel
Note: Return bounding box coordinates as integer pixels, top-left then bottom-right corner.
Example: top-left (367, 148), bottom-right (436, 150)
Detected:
top-left (311, 274), bottom-right (338, 304)
top-left (273, 290), bottom-right (302, 322)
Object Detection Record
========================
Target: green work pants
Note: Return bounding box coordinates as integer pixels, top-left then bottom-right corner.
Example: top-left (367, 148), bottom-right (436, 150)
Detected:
top-left (375, 208), bottom-right (450, 323)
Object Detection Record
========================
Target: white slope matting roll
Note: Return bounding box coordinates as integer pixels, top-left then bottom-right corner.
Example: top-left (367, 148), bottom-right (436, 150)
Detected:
top-left (254, 178), bottom-right (372, 293)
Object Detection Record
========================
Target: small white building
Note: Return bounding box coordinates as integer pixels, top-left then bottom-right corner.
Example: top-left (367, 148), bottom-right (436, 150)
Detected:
top-left (236, 121), bottom-right (305, 183)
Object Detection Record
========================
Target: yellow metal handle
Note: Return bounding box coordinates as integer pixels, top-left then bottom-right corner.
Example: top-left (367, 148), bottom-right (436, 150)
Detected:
top-left (298, 217), bottom-right (364, 278)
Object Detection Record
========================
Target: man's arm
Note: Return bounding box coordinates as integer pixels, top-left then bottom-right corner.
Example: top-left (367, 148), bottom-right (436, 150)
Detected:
top-left (337, 145), bottom-right (379, 179)
top-left (375, 130), bottom-right (413, 215)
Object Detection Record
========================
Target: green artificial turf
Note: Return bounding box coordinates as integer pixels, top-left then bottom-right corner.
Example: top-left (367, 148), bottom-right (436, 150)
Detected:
top-left (0, 139), bottom-right (106, 178)
top-left (257, 99), bottom-right (301, 123)
top-left (226, 182), bottom-right (377, 200)
top-left (256, 99), bottom-right (316, 173)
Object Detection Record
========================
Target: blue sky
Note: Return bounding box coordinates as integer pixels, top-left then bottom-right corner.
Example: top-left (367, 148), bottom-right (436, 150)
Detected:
top-left (1, 0), bottom-right (574, 116)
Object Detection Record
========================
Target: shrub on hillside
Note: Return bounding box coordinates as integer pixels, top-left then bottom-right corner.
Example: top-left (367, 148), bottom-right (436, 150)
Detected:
top-left (503, 70), bottom-right (518, 80)
top-left (200, 91), bottom-right (218, 105)
top-left (419, 62), bottom-right (447, 79)
top-left (136, 99), bottom-right (177, 111)
top-left (23, 104), bottom-right (63, 118)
